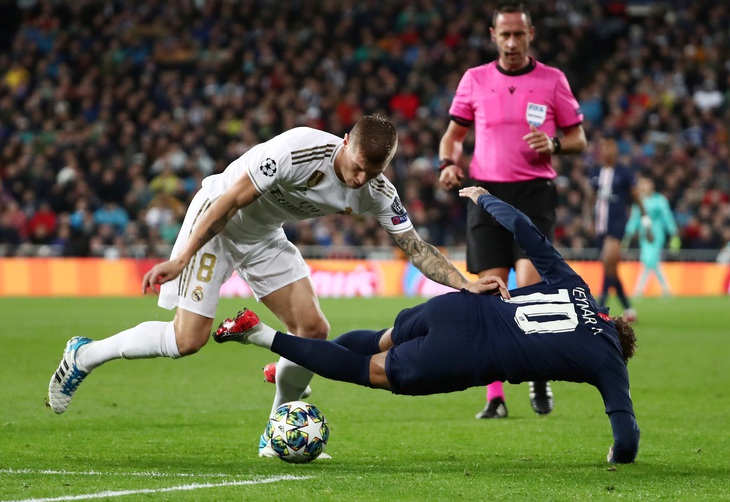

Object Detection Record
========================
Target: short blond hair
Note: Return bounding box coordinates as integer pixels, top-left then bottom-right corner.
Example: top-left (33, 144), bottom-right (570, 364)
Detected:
top-left (349, 115), bottom-right (398, 168)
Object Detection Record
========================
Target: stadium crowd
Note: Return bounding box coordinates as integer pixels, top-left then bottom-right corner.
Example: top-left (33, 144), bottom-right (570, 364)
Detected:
top-left (0, 0), bottom-right (728, 259)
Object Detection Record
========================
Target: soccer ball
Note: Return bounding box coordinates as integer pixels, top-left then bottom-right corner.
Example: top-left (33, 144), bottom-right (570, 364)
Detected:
top-left (264, 400), bottom-right (329, 463)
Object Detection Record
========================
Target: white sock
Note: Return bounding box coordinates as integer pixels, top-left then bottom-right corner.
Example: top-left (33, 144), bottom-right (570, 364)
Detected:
top-left (247, 322), bottom-right (277, 348)
top-left (271, 353), bottom-right (314, 413)
top-left (76, 321), bottom-right (181, 372)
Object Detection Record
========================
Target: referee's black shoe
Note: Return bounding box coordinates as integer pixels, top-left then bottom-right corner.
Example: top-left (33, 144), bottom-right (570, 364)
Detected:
top-left (529, 381), bottom-right (554, 415)
top-left (475, 396), bottom-right (508, 419)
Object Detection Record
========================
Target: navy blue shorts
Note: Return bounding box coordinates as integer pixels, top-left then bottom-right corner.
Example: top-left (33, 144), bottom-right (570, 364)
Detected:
top-left (386, 292), bottom-right (483, 396)
top-left (596, 218), bottom-right (628, 246)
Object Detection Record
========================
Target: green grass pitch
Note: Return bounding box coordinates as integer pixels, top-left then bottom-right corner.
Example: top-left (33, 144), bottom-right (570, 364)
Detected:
top-left (0, 295), bottom-right (728, 501)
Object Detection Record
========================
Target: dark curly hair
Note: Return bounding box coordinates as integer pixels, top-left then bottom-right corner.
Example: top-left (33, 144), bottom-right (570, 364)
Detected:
top-left (612, 315), bottom-right (637, 362)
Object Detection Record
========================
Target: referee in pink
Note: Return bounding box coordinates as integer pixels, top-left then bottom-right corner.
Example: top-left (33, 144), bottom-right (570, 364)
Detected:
top-left (438, 1), bottom-right (587, 419)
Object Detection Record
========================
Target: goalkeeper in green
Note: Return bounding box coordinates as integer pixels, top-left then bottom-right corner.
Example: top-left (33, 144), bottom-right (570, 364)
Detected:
top-left (625, 176), bottom-right (680, 297)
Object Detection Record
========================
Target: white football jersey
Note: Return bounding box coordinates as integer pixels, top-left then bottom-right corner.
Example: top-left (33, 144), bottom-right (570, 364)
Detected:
top-left (201, 127), bottom-right (413, 241)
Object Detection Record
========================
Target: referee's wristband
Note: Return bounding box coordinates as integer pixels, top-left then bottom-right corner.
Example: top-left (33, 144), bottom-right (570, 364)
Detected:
top-left (438, 158), bottom-right (455, 171)
top-left (550, 136), bottom-right (561, 154)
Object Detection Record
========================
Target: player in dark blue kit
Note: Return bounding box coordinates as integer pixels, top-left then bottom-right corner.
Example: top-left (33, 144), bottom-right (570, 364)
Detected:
top-left (215, 186), bottom-right (640, 463)
top-left (589, 136), bottom-right (651, 322)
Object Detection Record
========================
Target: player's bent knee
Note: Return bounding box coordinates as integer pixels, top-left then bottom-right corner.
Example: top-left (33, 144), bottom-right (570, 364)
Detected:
top-left (175, 330), bottom-right (210, 356)
top-left (288, 317), bottom-right (330, 340)
top-left (368, 353), bottom-right (390, 389)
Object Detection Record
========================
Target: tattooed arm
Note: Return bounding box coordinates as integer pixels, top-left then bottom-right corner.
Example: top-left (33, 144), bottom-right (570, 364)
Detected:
top-left (389, 228), bottom-right (508, 295)
top-left (142, 173), bottom-right (260, 293)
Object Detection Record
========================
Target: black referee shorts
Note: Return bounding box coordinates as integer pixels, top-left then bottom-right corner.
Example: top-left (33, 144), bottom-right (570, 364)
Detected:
top-left (466, 178), bottom-right (557, 274)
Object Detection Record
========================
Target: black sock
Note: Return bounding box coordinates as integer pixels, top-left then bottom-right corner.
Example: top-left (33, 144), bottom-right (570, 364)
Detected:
top-left (331, 329), bottom-right (385, 355)
top-left (271, 332), bottom-right (372, 387)
top-left (614, 278), bottom-right (631, 309)
top-left (600, 275), bottom-right (615, 306)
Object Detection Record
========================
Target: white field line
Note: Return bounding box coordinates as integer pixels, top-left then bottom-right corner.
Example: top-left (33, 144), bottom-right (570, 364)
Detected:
top-left (0, 468), bottom-right (244, 478)
top-left (2, 475), bottom-right (312, 502)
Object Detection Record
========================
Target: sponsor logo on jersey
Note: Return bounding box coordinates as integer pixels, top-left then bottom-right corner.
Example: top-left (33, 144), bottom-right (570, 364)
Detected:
top-left (307, 171), bottom-right (325, 187)
top-left (191, 286), bottom-right (204, 302)
top-left (260, 158), bottom-right (277, 177)
top-left (268, 187), bottom-right (324, 217)
top-left (391, 214), bottom-right (409, 225)
top-left (526, 102), bottom-right (547, 127)
top-left (391, 196), bottom-right (406, 215)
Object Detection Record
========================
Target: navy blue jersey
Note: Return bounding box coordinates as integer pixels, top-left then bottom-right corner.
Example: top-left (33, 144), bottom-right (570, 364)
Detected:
top-left (590, 165), bottom-right (636, 238)
top-left (387, 194), bottom-right (638, 462)
top-left (272, 192), bottom-right (639, 462)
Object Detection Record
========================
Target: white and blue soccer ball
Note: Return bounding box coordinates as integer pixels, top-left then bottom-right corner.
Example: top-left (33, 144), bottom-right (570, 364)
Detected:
top-left (264, 400), bottom-right (329, 463)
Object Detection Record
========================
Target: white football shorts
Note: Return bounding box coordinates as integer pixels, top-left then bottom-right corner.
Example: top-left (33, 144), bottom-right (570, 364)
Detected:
top-left (158, 189), bottom-right (310, 318)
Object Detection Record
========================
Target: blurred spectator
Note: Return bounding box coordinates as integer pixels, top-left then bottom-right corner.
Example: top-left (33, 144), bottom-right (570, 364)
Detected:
top-left (0, 210), bottom-right (22, 250)
top-left (93, 201), bottom-right (129, 236)
top-left (28, 201), bottom-right (57, 244)
top-left (0, 0), bottom-right (727, 259)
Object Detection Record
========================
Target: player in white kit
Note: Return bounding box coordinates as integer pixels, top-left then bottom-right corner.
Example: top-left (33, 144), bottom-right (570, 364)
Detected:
top-left (48, 115), bottom-right (496, 457)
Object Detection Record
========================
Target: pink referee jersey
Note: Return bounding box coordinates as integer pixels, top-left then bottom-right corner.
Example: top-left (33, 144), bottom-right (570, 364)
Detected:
top-left (449, 59), bottom-right (583, 182)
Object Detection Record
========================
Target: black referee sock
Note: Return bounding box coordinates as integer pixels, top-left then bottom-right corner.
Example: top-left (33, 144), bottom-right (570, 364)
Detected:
top-left (271, 332), bottom-right (372, 387)
top-left (331, 329), bottom-right (386, 355)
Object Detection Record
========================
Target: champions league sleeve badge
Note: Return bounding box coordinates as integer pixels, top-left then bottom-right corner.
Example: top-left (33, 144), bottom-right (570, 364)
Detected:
top-left (526, 102), bottom-right (547, 127)
top-left (259, 158), bottom-right (277, 177)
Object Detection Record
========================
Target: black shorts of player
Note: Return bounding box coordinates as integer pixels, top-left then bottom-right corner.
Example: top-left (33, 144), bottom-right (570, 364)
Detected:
top-left (466, 178), bottom-right (557, 274)
top-left (385, 292), bottom-right (491, 396)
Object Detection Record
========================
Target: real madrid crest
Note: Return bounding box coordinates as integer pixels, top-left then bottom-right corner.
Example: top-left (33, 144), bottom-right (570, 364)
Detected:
top-left (192, 286), bottom-right (204, 302)
top-left (307, 171), bottom-right (325, 187)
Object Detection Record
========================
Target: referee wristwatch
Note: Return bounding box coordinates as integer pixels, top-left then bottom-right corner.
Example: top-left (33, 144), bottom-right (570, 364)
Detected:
top-left (438, 158), bottom-right (455, 171)
top-left (550, 136), bottom-right (562, 154)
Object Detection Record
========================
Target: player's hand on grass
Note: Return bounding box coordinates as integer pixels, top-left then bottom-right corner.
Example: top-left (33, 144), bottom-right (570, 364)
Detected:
top-left (142, 258), bottom-right (187, 294)
top-left (458, 186), bottom-right (490, 204)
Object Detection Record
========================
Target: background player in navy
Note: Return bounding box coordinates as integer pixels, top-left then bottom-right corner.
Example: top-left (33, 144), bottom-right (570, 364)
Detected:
top-left (215, 186), bottom-right (640, 464)
top-left (589, 136), bottom-right (651, 322)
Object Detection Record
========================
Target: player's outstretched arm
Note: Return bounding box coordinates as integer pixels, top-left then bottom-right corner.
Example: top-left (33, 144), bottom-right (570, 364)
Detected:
top-left (459, 186), bottom-right (575, 284)
top-left (388, 228), bottom-right (505, 295)
top-left (142, 174), bottom-right (260, 293)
